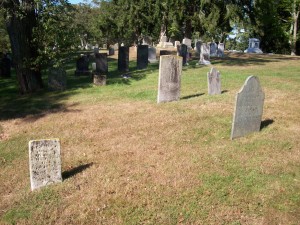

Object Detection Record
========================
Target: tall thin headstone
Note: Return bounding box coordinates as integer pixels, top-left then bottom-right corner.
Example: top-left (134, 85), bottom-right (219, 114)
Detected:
top-left (157, 55), bottom-right (183, 103)
top-left (29, 139), bottom-right (62, 191)
top-left (137, 45), bottom-right (148, 69)
top-left (217, 43), bottom-right (225, 57)
top-left (118, 46), bottom-right (129, 72)
top-left (210, 42), bottom-right (218, 57)
top-left (195, 41), bottom-right (202, 54)
top-left (207, 67), bottom-right (221, 95)
top-left (231, 76), bottom-right (265, 139)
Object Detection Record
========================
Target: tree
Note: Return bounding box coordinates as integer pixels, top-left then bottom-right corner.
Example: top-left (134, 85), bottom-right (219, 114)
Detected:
top-left (1, 0), bottom-right (76, 94)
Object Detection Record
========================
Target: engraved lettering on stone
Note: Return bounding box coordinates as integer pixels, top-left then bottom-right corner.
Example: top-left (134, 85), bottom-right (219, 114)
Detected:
top-left (29, 139), bottom-right (62, 190)
top-left (231, 76), bottom-right (265, 139)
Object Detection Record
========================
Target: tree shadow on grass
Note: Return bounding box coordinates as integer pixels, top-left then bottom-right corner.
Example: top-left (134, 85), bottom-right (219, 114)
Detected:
top-left (62, 162), bottom-right (93, 180)
top-left (260, 119), bottom-right (274, 130)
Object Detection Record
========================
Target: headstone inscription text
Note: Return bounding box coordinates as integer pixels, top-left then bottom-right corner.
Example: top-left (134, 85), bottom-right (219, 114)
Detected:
top-left (29, 139), bottom-right (62, 191)
top-left (231, 76), bottom-right (265, 139)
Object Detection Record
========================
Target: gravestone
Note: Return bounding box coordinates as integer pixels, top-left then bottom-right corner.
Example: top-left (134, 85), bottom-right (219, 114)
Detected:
top-left (177, 44), bottom-right (188, 66)
top-left (160, 50), bottom-right (173, 56)
top-left (182, 38), bottom-right (192, 48)
top-left (195, 41), bottom-right (202, 54)
top-left (113, 43), bottom-right (119, 51)
top-left (92, 62), bottom-right (96, 71)
top-left (231, 76), bottom-right (265, 139)
top-left (210, 42), bottom-right (218, 57)
top-left (29, 139), bottom-right (62, 191)
top-left (75, 55), bottom-right (90, 76)
top-left (118, 46), bottom-right (129, 72)
top-left (198, 43), bottom-right (211, 65)
top-left (245, 38), bottom-right (263, 53)
top-left (1, 56), bottom-right (11, 78)
top-left (93, 75), bottom-right (106, 86)
top-left (148, 47), bottom-right (157, 63)
top-left (157, 55), bottom-right (183, 103)
top-left (142, 36), bottom-right (152, 46)
top-left (137, 45), bottom-right (148, 69)
top-left (93, 47), bottom-right (99, 54)
top-left (108, 47), bottom-right (115, 56)
top-left (103, 44), bottom-right (107, 49)
top-left (48, 67), bottom-right (67, 91)
top-left (174, 41), bottom-right (181, 49)
top-left (217, 43), bottom-right (225, 57)
top-left (95, 53), bottom-right (108, 74)
top-left (207, 67), bottom-right (221, 95)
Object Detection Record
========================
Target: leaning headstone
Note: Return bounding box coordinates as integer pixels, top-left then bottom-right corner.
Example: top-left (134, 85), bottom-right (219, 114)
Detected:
top-left (95, 53), bottom-right (108, 74)
top-left (217, 43), bottom-right (225, 57)
top-left (137, 45), bottom-right (148, 69)
top-left (148, 47), bottom-right (157, 63)
top-left (75, 55), bottom-right (91, 76)
top-left (231, 76), bottom-right (265, 139)
top-left (118, 46), bottom-right (129, 72)
top-left (207, 67), bottom-right (221, 95)
top-left (48, 67), bottom-right (67, 91)
top-left (177, 44), bottom-right (188, 66)
top-left (29, 139), bottom-right (62, 191)
top-left (157, 55), bottom-right (183, 103)
top-left (198, 43), bottom-right (211, 65)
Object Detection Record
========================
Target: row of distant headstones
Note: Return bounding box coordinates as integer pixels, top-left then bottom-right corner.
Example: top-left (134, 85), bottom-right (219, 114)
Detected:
top-left (32, 56), bottom-right (265, 191)
top-left (48, 44), bottom-right (220, 90)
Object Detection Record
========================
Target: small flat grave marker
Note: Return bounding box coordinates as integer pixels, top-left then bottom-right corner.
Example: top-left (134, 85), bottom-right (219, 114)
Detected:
top-left (207, 67), bottom-right (221, 95)
top-left (231, 76), bottom-right (265, 139)
top-left (29, 139), bottom-right (62, 191)
top-left (157, 55), bottom-right (182, 103)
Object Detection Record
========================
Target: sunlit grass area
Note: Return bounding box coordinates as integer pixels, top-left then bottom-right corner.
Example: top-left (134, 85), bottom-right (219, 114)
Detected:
top-left (1, 52), bottom-right (300, 224)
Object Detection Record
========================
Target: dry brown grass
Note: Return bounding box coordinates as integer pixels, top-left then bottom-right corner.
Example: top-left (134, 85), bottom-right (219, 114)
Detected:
top-left (1, 52), bottom-right (300, 224)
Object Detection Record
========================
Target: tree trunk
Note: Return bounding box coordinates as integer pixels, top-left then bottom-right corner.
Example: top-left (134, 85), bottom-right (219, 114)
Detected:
top-left (5, 0), bottom-right (43, 94)
top-left (291, 0), bottom-right (300, 55)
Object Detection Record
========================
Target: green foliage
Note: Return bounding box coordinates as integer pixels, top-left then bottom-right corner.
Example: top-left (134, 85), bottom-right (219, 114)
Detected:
top-left (0, 9), bottom-right (10, 53)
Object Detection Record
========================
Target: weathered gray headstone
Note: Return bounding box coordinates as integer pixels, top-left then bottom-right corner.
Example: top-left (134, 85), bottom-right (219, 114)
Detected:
top-left (245, 38), bottom-right (263, 53)
top-left (95, 53), bottom-right (108, 74)
top-left (29, 139), bottom-right (62, 191)
top-left (231, 76), bottom-right (265, 139)
top-left (207, 67), bottom-right (221, 95)
top-left (198, 43), bottom-right (211, 65)
top-left (93, 75), bottom-right (106, 86)
top-left (118, 46), bottom-right (129, 72)
top-left (157, 55), bottom-right (182, 103)
top-left (137, 45), bottom-right (148, 69)
top-left (210, 42), bottom-right (218, 57)
top-left (217, 43), bottom-right (225, 57)
top-left (148, 47), bottom-right (157, 63)
top-left (48, 67), bottom-right (67, 91)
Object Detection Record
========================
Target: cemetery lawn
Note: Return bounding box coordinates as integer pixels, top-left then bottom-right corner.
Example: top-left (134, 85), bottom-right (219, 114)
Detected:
top-left (1, 52), bottom-right (300, 224)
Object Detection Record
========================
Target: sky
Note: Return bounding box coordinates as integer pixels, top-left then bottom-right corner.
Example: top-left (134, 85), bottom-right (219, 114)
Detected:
top-left (68, 0), bottom-right (88, 4)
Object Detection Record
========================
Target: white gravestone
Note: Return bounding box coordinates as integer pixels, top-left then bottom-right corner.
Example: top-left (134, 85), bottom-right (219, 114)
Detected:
top-left (157, 55), bottom-right (183, 103)
top-left (198, 43), bottom-right (211, 65)
top-left (174, 41), bottom-right (181, 49)
top-left (29, 139), bottom-right (62, 191)
top-left (182, 38), bottom-right (192, 48)
top-left (231, 76), bottom-right (265, 139)
top-left (207, 68), bottom-right (221, 95)
top-left (244, 38), bottom-right (263, 53)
